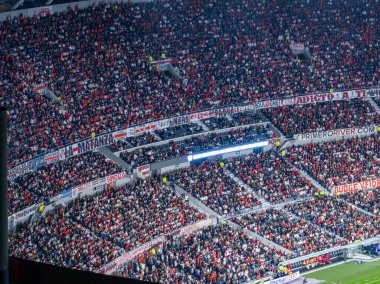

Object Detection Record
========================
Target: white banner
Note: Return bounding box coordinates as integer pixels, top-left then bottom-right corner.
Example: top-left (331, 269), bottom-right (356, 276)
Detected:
top-left (9, 87), bottom-right (380, 180)
top-left (294, 125), bottom-right (377, 140)
top-left (263, 272), bottom-right (300, 284)
top-left (136, 164), bottom-right (151, 178)
top-left (98, 219), bottom-right (212, 275)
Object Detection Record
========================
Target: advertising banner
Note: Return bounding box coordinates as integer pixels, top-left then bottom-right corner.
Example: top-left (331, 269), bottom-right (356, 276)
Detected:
top-left (263, 272), bottom-right (300, 284)
top-left (8, 87), bottom-right (380, 180)
top-left (98, 219), bottom-right (212, 275)
top-left (333, 179), bottom-right (380, 194)
top-left (106, 172), bottom-right (126, 183)
top-left (136, 164), bottom-right (151, 178)
top-left (294, 125), bottom-right (376, 141)
top-left (59, 189), bottom-right (72, 199)
top-left (14, 205), bottom-right (36, 222)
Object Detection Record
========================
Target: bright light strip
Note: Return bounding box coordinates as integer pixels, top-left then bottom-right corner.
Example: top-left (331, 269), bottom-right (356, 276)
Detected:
top-left (187, 140), bottom-right (269, 161)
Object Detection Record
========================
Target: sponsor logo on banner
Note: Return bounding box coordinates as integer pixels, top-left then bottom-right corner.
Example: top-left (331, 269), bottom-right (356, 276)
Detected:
top-left (134, 126), bottom-right (145, 136)
top-left (34, 84), bottom-right (47, 94)
top-left (44, 151), bottom-right (60, 164)
top-left (112, 130), bottom-right (129, 141)
top-left (106, 172), bottom-right (126, 183)
top-left (264, 272), bottom-right (300, 284)
top-left (59, 144), bottom-right (78, 160)
top-left (156, 119), bottom-right (170, 130)
top-left (169, 115), bottom-right (190, 126)
top-left (9, 162), bottom-right (31, 180)
top-left (29, 156), bottom-right (46, 171)
top-left (333, 179), bottom-right (380, 194)
top-left (190, 111), bottom-right (211, 121)
top-left (294, 125), bottom-right (376, 140)
top-left (137, 164), bottom-right (151, 177)
top-left (77, 133), bottom-right (114, 154)
top-left (71, 187), bottom-right (78, 198)
top-left (14, 205), bottom-right (36, 221)
top-left (144, 123), bottom-right (156, 132)
top-left (368, 88), bottom-right (380, 98)
top-left (75, 181), bottom-right (93, 194)
top-left (93, 177), bottom-right (106, 187)
top-left (60, 189), bottom-right (72, 199)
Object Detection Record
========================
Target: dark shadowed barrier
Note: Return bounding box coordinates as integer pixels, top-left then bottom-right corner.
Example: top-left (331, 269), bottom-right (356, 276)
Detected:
top-left (9, 257), bottom-right (150, 284)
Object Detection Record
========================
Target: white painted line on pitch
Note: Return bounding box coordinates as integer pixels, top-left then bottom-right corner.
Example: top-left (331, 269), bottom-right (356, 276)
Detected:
top-left (366, 280), bottom-right (380, 284)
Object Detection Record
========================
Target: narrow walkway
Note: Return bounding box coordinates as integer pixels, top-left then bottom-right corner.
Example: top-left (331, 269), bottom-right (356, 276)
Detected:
top-left (366, 97), bottom-right (380, 114)
top-left (99, 146), bottom-right (130, 172)
top-left (224, 169), bottom-right (270, 207)
top-left (339, 198), bottom-right (375, 217)
top-left (285, 160), bottom-right (327, 192)
top-left (281, 207), bottom-right (345, 241)
top-left (173, 183), bottom-right (294, 255)
top-left (257, 110), bottom-right (285, 137)
top-left (194, 119), bottom-right (209, 131)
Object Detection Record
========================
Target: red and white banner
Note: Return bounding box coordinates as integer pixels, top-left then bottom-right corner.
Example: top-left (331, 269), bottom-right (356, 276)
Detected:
top-left (97, 219), bottom-right (212, 275)
top-left (14, 205), bottom-right (36, 222)
top-left (106, 172), bottom-right (126, 183)
top-left (294, 125), bottom-right (376, 141)
top-left (263, 272), bottom-right (300, 284)
top-left (136, 164), bottom-right (151, 178)
top-left (34, 84), bottom-right (47, 94)
top-left (9, 87), bottom-right (380, 180)
top-left (333, 179), bottom-right (380, 194)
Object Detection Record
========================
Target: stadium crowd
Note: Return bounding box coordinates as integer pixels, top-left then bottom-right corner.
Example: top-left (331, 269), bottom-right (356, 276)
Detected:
top-left (9, 179), bottom-right (206, 270)
top-left (286, 135), bottom-right (380, 189)
top-left (339, 188), bottom-right (380, 216)
top-left (262, 99), bottom-right (380, 136)
top-left (232, 208), bottom-right (346, 255)
top-left (285, 196), bottom-right (380, 242)
top-left (118, 124), bottom-right (271, 168)
top-left (227, 152), bottom-right (316, 203)
top-left (171, 160), bottom-right (261, 215)
top-left (114, 224), bottom-right (286, 283)
top-left (9, 151), bottom-right (121, 214)
top-left (10, 209), bottom-right (123, 271)
top-left (68, 179), bottom-right (206, 250)
top-left (1, 0), bottom-right (378, 166)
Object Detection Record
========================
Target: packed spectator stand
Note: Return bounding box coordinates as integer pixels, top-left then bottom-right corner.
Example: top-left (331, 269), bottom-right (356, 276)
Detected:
top-left (263, 99), bottom-right (380, 137)
top-left (10, 179), bottom-right (206, 270)
top-left (231, 208), bottom-right (346, 256)
top-left (114, 223), bottom-right (287, 283)
top-left (285, 135), bottom-right (380, 189)
top-left (1, 0), bottom-right (379, 167)
top-left (9, 151), bottom-right (121, 214)
top-left (171, 160), bottom-right (262, 216)
top-left (2, 0), bottom-right (380, 282)
top-left (284, 196), bottom-right (380, 242)
top-left (339, 188), bottom-right (380, 216)
top-left (227, 152), bottom-right (317, 203)
top-left (118, 124), bottom-right (271, 168)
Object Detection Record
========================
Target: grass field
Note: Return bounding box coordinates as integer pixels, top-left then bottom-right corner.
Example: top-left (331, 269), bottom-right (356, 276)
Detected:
top-left (304, 260), bottom-right (380, 284)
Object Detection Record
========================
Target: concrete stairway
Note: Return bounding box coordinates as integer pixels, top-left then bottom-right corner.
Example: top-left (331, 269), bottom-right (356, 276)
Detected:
top-left (366, 97), bottom-right (380, 114)
top-left (224, 169), bottom-right (270, 207)
top-left (99, 147), bottom-right (130, 172)
top-left (173, 184), bottom-right (294, 255)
